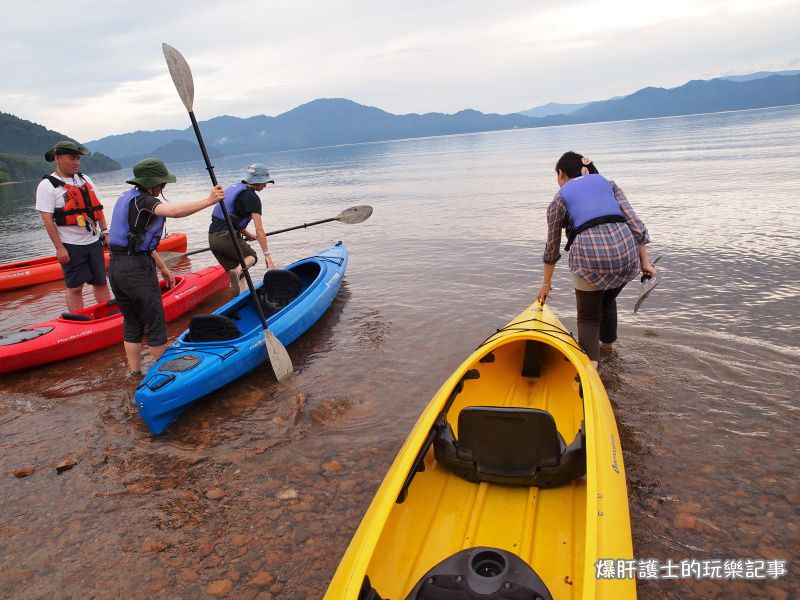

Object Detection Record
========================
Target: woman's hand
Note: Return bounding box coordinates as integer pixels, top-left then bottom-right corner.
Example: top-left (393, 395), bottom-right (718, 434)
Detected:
top-left (207, 185), bottom-right (224, 205)
top-left (641, 261), bottom-right (657, 278)
top-left (536, 282), bottom-right (552, 304)
top-left (265, 253), bottom-right (276, 270)
top-left (161, 268), bottom-right (176, 289)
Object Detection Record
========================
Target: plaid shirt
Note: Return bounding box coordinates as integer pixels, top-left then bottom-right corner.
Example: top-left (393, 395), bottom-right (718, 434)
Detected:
top-left (543, 181), bottom-right (650, 290)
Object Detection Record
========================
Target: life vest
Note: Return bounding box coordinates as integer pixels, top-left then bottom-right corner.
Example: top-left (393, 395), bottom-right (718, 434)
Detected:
top-left (559, 174), bottom-right (626, 251)
top-left (43, 173), bottom-right (105, 230)
top-left (211, 182), bottom-right (252, 231)
top-left (109, 189), bottom-right (165, 254)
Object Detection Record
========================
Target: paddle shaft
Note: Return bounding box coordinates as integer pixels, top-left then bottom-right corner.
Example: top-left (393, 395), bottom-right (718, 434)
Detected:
top-left (187, 111), bottom-right (270, 330)
top-left (176, 217), bottom-right (342, 260)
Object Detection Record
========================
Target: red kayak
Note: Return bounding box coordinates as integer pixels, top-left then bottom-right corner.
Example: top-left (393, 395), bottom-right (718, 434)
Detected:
top-left (0, 232), bottom-right (188, 292)
top-left (0, 265), bottom-right (227, 374)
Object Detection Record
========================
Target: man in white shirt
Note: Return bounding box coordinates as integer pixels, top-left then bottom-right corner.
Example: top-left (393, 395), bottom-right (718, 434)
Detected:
top-left (35, 141), bottom-right (111, 311)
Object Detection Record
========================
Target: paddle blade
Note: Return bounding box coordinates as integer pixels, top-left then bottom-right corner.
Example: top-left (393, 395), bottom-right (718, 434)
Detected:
top-left (264, 328), bottom-right (294, 382)
top-left (336, 205), bottom-right (373, 224)
top-left (633, 276), bottom-right (661, 313)
top-left (162, 43), bottom-right (195, 112)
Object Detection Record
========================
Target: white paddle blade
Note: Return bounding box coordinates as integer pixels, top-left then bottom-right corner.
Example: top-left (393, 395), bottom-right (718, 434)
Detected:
top-left (162, 43), bottom-right (195, 112)
top-left (264, 329), bottom-right (294, 382)
top-left (336, 205), bottom-right (373, 224)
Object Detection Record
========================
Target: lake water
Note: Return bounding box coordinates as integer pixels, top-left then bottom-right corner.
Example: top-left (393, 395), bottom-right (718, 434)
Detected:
top-left (1, 105), bottom-right (798, 598)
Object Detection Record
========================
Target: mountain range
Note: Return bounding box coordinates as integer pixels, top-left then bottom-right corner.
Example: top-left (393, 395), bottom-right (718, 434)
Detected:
top-left (1, 70), bottom-right (798, 183)
top-left (87, 72), bottom-right (800, 162)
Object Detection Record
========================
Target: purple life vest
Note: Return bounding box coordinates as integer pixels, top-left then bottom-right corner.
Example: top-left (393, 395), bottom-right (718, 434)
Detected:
top-left (559, 174), bottom-right (625, 250)
top-left (109, 189), bottom-right (165, 253)
top-left (212, 182), bottom-right (251, 231)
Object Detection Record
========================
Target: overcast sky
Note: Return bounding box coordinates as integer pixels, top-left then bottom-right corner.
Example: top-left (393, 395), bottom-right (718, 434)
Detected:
top-left (2, 0), bottom-right (797, 141)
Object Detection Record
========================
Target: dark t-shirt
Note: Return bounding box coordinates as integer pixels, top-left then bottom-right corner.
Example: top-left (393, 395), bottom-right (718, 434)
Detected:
top-left (209, 188), bottom-right (262, 233)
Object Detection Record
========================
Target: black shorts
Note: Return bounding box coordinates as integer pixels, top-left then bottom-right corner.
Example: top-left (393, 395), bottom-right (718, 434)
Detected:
top-left (61, 240), bottom-right (107, 288)
top-left (108, 254), bottom-right (167, 346)
top-left (208, 230), bottom-right (258, 271)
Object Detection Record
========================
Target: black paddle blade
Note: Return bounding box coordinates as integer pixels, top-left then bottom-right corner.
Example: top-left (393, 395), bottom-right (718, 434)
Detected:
top-left (337, 205), bottom-right (373, 224)
top-left (162, 43), bottom-right (195, 112)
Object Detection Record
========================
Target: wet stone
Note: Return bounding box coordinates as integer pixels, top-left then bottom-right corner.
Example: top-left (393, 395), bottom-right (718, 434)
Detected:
top-left (197, 542), bottom-right (215, 557)
top-left (206, 487), bottom-right (226, 500)
top-left (141, 540), bottom-right (169, 553)
top-left (11, 466), bottom-right (34, 478)
top-left (276, 488), bottom-right (298, 500)
top-left (248, 571), bottom-right (275, 587)
top-left (207, 579), bottom-right (233, 596)
top-left (322, 460), bottom-right (343, 473)
top-left (55, 459), bottom-right (78, 473)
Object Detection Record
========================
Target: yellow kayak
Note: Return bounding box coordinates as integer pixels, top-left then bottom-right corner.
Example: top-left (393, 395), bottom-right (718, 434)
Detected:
top-left (325, 303), bottom-right (635, 599)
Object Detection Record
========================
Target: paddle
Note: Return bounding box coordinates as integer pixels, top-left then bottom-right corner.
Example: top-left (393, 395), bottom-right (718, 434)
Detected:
top-left (161, 204), bottom-right (373, 267)
top-left (162, 43), bottom-right (293, 382)
top-left (633, 255), bottom-right (662, 313)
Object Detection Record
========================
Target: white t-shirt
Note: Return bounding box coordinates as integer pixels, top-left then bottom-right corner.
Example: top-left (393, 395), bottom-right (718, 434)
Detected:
top-left (36, 172), bottom-right (106, 245)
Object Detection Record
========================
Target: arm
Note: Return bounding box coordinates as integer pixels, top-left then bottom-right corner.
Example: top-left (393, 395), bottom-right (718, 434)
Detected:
top-left (39, 211), bottom-right (70, 265)
top-left (250, 213), bottom-right (275, 270)
top-left (153, 185), bottom-right (224, 218)
top-left (537, 196), bottom-right (565, 304)
top-left (612, 182), bottom-right (656, 276)
top-left (152, 251), bottom-right (175, 289)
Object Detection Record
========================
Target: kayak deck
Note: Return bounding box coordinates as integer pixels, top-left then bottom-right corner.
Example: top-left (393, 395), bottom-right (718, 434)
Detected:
top-left (325, 304), bottom-right (634, 599)
top-left (366, 341), bottom-right (587, 598)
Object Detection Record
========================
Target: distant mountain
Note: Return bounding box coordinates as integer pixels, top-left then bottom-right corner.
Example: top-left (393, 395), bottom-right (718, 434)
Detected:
top-left (116, 139), bottom-right (225, 167)
top-left (0, 112), bottom-right (120, 183)
top-left (518, 70), bottom-right (799, 117)
top-left (517, 101), bottom-right (591, 118)
top-left (568, 74), bottom-right (800, 122)
top-left (86, 72), bottom-right (800, 162)
top-left (717, 69), bottom-right (800, 83)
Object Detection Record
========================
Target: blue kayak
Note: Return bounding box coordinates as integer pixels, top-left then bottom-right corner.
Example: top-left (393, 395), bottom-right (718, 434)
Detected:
top-left (136, 241), bottom-right (348, 434)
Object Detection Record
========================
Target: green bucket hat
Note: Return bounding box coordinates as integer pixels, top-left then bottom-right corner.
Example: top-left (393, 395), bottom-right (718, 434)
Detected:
top-left (44, 140), bottom-right (90, 162)
top-left (126, 158), bottom-right (177, 188)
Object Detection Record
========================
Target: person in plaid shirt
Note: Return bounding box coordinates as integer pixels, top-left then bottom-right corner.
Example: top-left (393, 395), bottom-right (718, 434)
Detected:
top-left (536, 151), bottom-right (657, 366)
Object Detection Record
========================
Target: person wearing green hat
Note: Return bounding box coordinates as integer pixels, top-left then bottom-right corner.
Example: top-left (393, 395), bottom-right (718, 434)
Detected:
top-left (108, 158), bottom-right (224, 375)
top-left (209, 163), bottom-right (277, 296)
top-left (36, 141), bottom-right (111, 311)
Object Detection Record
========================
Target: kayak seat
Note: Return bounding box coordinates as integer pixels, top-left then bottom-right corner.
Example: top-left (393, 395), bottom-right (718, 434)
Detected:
top-left (257, 269), bottom-right (303, 317)
top-left (434, 407), bottom-right (585, 488)
top-left (186, 314), bottom-right (241, 342)
top-left (61, 312), bottom-right (93, 321)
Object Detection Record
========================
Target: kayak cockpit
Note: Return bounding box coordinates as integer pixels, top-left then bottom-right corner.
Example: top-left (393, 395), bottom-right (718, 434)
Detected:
top-left (363, 336), bottom-right (588, 598)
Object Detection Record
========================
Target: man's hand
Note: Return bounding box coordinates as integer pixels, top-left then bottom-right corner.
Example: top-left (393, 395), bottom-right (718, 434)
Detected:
top-left (56, 246), bottom-right (70, 265)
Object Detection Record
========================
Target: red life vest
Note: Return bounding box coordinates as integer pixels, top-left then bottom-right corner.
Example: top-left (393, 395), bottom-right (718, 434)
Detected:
top-left (43, 173), bottom-right (105, 229)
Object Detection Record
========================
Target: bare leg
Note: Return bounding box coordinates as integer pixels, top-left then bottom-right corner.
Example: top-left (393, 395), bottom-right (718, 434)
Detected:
top-left (590, 360), bottom-right (599, 369)
top-left (92, 283), bottom-right (111, 304)
top-left (149, 343), bottom-right (168, 362)
top-left (65, 286), bottom-right (84, 312)
top-left (123, 341), bottom-right (143, 373)
top-left (238, 255), bottom-right (257, 293)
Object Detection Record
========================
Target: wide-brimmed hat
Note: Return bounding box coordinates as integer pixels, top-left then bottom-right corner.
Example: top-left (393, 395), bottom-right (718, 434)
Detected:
top-left (44, 141), bottom-right (90, 162)
top-left (126, 158), bottom-right (177, 188)
top-left (243, 163), bottom-right (275, 185)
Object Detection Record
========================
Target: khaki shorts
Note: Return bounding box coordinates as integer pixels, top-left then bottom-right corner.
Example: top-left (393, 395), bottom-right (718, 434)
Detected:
top-left (208, 231), bottom-right (258, 271)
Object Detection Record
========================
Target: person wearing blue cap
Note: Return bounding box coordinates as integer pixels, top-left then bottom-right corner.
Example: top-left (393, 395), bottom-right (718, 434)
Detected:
top-left (209, 163), bottom-right (277, 296)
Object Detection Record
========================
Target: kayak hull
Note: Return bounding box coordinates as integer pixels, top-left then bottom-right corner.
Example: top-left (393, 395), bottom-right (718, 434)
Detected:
top-left (0, 233), bottom-right (188, 292)
top-left (325, 303), bottom-right (635, 600)
top-left (136, 242), bottom-right (349, 435)
top-left (0, 265), bottom-right (227, 374)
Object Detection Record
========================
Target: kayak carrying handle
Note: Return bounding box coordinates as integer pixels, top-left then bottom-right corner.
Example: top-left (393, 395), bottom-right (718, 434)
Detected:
top-left (396, 369), bottom-right (480, 504)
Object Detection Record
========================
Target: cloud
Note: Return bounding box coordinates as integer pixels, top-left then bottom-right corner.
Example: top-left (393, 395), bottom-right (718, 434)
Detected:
top-left (1, 0), bottom-right (797, 140)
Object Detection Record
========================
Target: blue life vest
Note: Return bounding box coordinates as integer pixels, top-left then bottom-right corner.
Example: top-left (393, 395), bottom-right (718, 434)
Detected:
top-left (559, 174), bottom-right (626, 250)
top-left (211, 182), bottom-right (251, 231)
top-left (109, 189), bottom-right (165, 253)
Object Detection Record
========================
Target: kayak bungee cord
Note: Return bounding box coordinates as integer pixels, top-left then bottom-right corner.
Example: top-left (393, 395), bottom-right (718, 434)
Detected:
top-left (478, 317), bottom-right (586, 355)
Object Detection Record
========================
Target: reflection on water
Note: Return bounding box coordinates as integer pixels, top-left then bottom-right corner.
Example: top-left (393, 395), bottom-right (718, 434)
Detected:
top-left (1, 106), bottom-right (798, 598)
